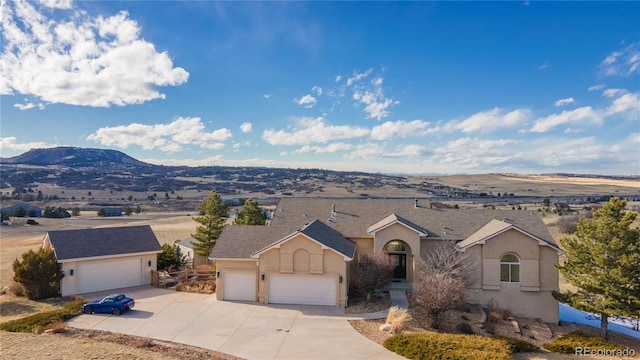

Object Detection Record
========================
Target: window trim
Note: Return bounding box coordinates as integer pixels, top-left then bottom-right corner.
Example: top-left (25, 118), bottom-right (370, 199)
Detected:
top-left (499, 253), bottom-right (520, 283)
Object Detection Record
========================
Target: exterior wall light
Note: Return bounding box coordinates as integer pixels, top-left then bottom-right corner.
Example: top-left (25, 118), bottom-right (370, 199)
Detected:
top-left (339, 274), bottom-right (343, 283)
top-left (148, 260), bottom-right (152, 267)
top-left (70, 269), bottom-right (74, 276)
top-left (216, 271), bottom-right (220, 278)
top-left (261, 273), bottom-right (265, 281)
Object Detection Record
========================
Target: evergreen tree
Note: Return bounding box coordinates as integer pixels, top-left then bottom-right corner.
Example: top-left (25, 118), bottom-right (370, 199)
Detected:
top-left (191, 191), bottom-right (228, 257)
top-left (553, 197), bottom-right (640, 339)
top-left (13, 248), bottom-right (64, 300)
top-left (157, 242), bottom-right (187, 271)
top-left (234, 198), bottom-right (266, 225)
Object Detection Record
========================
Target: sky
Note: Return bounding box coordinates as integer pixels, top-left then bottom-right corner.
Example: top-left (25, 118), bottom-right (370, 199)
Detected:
top-left (1, 1), bottom-right (639, 175)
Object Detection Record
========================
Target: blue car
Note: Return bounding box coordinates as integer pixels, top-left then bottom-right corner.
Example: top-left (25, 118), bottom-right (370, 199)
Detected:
top-left (82, 294), bottom-right (135, 315)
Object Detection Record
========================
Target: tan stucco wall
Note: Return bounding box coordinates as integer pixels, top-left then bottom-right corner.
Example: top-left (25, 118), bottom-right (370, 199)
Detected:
top-left (372, 223), bottom-right (419, 281)
top-left (59, 254), bottom-right (156, 297)
top-left (464, 228), bottom-right (560, 323)
top-left (249, 234), bottom-right (349, 306)
top-left (214, 259), bottom-right (258, 301)
top-left (352, 237), bottom-right (374, 259)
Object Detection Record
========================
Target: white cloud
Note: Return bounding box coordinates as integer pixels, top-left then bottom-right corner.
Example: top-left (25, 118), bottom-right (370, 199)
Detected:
top-left (454, 108), bottom-right (530, 133)
top-left (370, 120), bottom-right (432, 140)
top-left (538, 63), bottom-right (549, 70)
top-left (0, 0), bottom-right (189, 107)
top-left (262, 117), bottom-right (369, 146)
top-left (600, 42), bottom-right (640, 76)
top-left (0, 137), bottom-right (57, 154)
top-left (335, 75), bottom-right (342, 82)
top-left (606, 91), bottom-right (640, 118)
top-left (240, 122), bottom-right (253, 133)
top-left (554, 97), bottom-right (575, 107)
top-left (346, 143), bottom-right (385, 159)
top-left (588, 84), bottom-right (605, 92)
top-left (86, 117), bottom-right (231, 152)
top-left (432, 137), bottom-right (519, 168)
top-left (530, 106), bottom-right (602, 133)
top-left (263, 94), bottom-right (270, 99)
top-left (38, 0), bottom-right (73, 9)
top-left (352, 82), bottom-right (399, 120)
top-left (346, 68), bottom-right (373, 86)
top-left (294, 94), bottom-right (317, 108)
top-left (14, 102), bottom-right (44, 110)
top-left (311, 85), bottom-right (323, 96)
top-left (603, 88), bottom-right (627, 98)
top-left (294, 142), bottom-right (354, 154)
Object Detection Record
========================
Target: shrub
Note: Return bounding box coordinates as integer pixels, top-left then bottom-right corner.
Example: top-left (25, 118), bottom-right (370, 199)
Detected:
top-left (0, 299), bottom-right (85, 333)
top-left (12, 248), bottom-right (64, 300)
top-left (456, 321), bottom-right (474, 334)
top-left (349, 252), bottom-right (394, 302)
top-left (492, 335), bottom-right (540, 353)
top-left (543, 331), bottom-right (626, 354)
top-left (7, 282), bottom-right (25, 297)
top-left (384, 332), bottom-right (512, 360)
top-left (385, 306), bottom-right (412, 334)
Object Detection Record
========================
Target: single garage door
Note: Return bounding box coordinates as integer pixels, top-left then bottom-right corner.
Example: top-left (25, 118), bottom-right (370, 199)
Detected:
top-left (269, 275), bottom-right (337, 306)
top-left (77, 257), bottom-right (142, 294)
top-left (223, 272), bottom-right (256, 301)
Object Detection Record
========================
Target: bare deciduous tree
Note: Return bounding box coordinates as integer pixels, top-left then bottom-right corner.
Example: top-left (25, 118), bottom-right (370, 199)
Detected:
top-left (413, 242), bottom-right (476, 329)
top-left (350, 251), bottom-right (394, 302)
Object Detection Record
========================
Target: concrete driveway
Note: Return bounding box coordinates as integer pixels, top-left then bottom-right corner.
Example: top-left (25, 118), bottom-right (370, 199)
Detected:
top-left (67, 286), bottom-right (403, 360)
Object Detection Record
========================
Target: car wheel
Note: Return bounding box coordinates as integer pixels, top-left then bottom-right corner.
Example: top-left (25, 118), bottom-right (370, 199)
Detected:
top-left (84, 306), bottom-right (93, 314)
top-left (112, 307), bottom-right (121, 316)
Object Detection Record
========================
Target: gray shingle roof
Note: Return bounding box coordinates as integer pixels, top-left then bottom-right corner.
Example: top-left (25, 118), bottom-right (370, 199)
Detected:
top-left (47, 225), bottom-right (162, 261)
top-left (211, 198), bottom-right (557, 260)
top-left (269, 198), bottom-right (556, 245)
top-left (298, 219), bottom-right (356, 258)
top-left (210, 225), bottom-right (298, 259)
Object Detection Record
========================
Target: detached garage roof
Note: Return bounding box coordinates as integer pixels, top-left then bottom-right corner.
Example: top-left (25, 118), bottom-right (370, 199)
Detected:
top-left (46, 225), bottom-right (162, 261)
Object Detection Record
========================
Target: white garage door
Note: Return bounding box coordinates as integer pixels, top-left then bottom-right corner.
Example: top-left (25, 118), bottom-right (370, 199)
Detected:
top-left (223, 272), bottom-right (256, 301)
top-left (77, 257), bottom-right (142, 294)
top-left (269, 275), bottom-right (337, 306)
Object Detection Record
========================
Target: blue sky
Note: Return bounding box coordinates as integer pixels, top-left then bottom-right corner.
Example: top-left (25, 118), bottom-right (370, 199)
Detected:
top-left (1, 1), bottom-right (639, 175)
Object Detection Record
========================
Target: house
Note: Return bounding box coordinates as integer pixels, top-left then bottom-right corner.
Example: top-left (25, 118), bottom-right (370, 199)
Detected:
top-left (176, 237), bottom-right (210, 267)
top-left (210, 198), bottom-right (562, 323)
top-left (43, 225), bottom-right (162, 296)
top-left (1, 203), bottom-right (42, 217)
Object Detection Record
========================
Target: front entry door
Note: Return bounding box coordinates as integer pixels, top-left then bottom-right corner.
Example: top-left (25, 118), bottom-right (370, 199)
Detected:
top-left (390, 254), bottom-right (406, 279)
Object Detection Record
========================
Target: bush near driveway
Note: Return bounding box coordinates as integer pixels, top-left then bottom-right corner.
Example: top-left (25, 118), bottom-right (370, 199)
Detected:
top-left (543, 331), bottom-right (627, 354)
top-left (0, 299), bottom-right (85, 334)
top-left (384, 332), bottom-right (512, 360)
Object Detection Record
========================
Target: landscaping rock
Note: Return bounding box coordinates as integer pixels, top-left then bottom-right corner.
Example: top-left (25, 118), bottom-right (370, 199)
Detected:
top-left (379, 324), bottom-right (391, 331)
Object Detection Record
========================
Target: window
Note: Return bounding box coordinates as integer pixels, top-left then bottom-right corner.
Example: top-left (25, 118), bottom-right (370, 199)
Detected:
top-left (384, 240), bottom-right (406, 252)
top-left (500, 253), bottom-right (520, 282)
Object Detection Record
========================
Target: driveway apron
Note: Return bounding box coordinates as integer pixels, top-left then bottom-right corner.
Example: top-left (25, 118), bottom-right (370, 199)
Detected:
top-left (67, 286), bottom-right (403, 360)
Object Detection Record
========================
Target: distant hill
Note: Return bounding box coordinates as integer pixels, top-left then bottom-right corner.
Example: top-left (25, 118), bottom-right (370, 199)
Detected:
top-left (1, 147), bottom-right (149, 167)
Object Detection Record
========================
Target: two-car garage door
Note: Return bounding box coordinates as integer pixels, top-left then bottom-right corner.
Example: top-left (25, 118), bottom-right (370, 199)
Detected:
top-left (268, 275), bottom-right (337, 306)
top-left (77, 257), bottom-right (142, 294)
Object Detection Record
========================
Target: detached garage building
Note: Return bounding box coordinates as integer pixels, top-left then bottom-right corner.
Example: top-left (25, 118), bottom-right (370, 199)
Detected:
top-left (43, 225), bottom-right (162, 296)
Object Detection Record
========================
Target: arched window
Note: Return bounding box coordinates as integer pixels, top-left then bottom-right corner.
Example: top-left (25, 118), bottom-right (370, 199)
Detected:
top-left (500, 253), bottom-right (520, 282)
top-left (384, 240), bottom-right (407, 252)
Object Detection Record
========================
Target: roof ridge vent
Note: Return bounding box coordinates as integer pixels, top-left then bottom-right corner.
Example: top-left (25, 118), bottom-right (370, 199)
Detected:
top-left (503, 217), bottom-right (514, 223)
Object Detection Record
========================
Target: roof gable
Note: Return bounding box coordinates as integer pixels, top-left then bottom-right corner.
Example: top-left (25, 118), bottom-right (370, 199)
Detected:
top-left (367, 213), bottom-right (428, 236)
top-left (250, 219), bottom-right (356, 260)
top-left (457, 219), bottom-right (562, 252)
top-left (46, 225), bottom-right (162, 261)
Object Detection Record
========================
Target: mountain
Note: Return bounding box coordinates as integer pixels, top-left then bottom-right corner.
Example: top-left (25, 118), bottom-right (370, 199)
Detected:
top-left (1, 147), bottom-right (149, 167)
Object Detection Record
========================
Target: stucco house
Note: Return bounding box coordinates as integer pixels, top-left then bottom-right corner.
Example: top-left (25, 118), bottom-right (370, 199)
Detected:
top-left (210, 199), bottom-right (562, 323)
top-left (43, 225), bottom-right (162, 296)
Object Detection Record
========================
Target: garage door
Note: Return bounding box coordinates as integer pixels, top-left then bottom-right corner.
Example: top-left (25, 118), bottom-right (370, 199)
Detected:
top-left (223, 272), bottom-right (256, 301)
top-left (268, 275), bottom-right (337, 306)
top-left (77, 257), bottom-right (142, 294)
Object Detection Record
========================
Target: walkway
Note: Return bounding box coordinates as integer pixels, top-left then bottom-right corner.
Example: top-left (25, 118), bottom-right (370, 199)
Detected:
top-left (346, 281), bottom-right (411, 321)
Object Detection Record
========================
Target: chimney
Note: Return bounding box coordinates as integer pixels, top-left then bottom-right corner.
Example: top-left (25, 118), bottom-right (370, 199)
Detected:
top-left (414, 199), bottom-right (419, 208)
top-left (331, 204), bottom-right (336, 216)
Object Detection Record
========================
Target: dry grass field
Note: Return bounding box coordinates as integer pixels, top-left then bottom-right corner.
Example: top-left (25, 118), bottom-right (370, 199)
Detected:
top-left (0, 213), bottom-right (197, 288)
